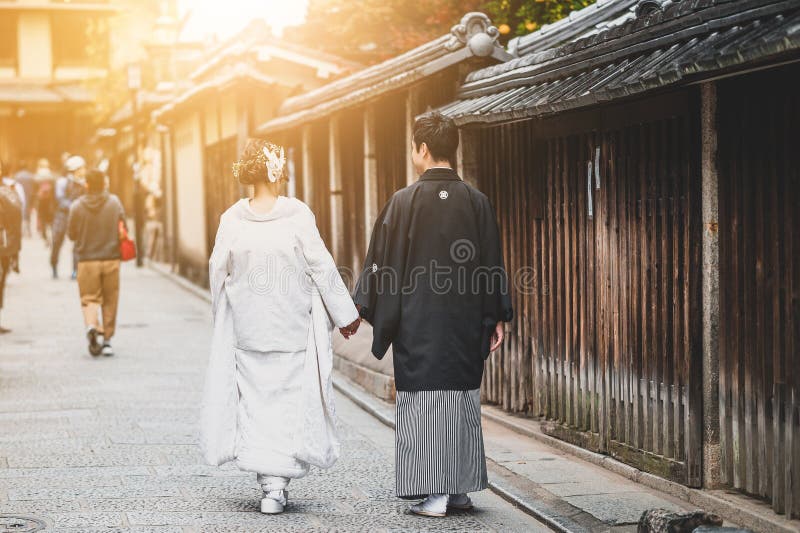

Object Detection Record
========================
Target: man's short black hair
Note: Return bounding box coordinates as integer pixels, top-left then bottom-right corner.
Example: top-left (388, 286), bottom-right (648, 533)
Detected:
top-left (86, 169), bottom-right (105, 193)
top-left (412, 112), bottom-right (459, 164)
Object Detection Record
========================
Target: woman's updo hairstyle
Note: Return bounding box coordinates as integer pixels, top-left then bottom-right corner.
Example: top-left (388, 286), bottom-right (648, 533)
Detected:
top-left (233, 138), bottom-right (287, 185)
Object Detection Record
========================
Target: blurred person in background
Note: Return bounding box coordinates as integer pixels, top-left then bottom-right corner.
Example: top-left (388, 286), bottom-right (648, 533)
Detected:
top-left (35, 159), bottom-right (56, 243)
top-left (2, 166), bottom-right (26, 223)
top-left (51, 155), bottom-right (87, 280)
top-left (13, 160), bottom-right (35, 237)
top-left (0, 160), bottom-right (23, 334)
top-left (144, 193), bottom-right (163, 261)
top-left (67, 169), bottom-right (126, 357)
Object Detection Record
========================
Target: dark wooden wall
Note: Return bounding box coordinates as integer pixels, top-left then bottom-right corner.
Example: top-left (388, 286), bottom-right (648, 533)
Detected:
top-left (310, 120), bottom-right (331, 246)
top-left (477, 90), bottom-right (704, 486)
top-left (717, 64), bottom-right (800, 518)
top-left (285, 130), bottom-right (304, 202)
top-left (203, 136), bottom-right (239, 255)
top-left (416, 71), bottom-right (460, 116)
top-left (374, 94), bottom-right (407, 209)
top-left (338, 109), bottom-right (366, 284)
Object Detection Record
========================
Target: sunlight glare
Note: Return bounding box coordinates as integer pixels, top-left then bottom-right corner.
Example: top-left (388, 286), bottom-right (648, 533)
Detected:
top-left (179, 0), bottom-right (308, 39)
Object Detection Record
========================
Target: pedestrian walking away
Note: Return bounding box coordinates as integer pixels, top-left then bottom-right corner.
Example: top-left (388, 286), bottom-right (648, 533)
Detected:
top-left (13, 160), bottom-right (35, 237)
top-left (67, 169), bottom-right (126, 357)
top-left (0, 159), bottom-right (23, 334)
top-left (34, 158), bottom-right (56, 243)
top-left (354, 113), bottom-right (513, 518)
top-left (200, 139), bottom-right (361, 515)
top-left (51, 154), bottom-right (86, 279)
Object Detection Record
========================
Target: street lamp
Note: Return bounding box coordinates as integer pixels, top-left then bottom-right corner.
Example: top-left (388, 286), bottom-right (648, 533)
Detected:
top-left (127, 62), bottom-right (144, 267)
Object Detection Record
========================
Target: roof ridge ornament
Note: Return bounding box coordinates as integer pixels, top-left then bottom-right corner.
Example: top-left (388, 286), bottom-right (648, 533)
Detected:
top-left (446, 12), bottom-right (501, 56)
top-left (635, 0), bottom-right (672, 17)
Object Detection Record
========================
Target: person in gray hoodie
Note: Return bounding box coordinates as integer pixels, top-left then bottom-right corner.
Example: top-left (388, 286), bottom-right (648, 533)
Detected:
top-left (68, 170), bottom-right (126, 357)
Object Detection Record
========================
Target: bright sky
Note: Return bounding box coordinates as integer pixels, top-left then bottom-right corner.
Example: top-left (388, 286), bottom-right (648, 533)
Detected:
top-left (178, 0), bottom-right (308, 40)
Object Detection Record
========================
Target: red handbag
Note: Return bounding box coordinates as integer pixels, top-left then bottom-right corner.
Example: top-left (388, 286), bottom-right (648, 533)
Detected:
top-left (119, 220), bottom-right (137, 262)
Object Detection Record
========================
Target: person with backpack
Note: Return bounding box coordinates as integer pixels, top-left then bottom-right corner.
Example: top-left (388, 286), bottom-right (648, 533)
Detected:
top-left (67, 169), bottom-right (126, 357)
top-left (0, 159), bottom-right (23, 334)
top-left (52, 155), bottom-right (86, 279)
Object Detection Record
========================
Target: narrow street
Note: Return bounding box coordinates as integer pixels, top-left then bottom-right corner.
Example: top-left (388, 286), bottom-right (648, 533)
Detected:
top-left (0, 239), bottom-right (547, 532)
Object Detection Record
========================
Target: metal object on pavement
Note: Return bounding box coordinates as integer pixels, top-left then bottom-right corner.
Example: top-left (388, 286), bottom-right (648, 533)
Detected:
top-left (0, 516), bottom-right (46, 533)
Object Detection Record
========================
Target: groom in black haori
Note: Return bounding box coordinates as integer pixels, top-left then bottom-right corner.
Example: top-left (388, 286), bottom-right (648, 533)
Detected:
top-left (354, 112), bottom-right (513, 517)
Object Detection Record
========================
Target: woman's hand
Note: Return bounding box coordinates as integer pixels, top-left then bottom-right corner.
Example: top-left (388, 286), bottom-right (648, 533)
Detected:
top-left (490, 322), bottom-right (505, 352)
top-left (339, 317), bottom-right (361, 340)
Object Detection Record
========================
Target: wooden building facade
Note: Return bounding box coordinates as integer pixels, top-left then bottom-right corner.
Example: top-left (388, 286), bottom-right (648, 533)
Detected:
top-left (716, 65), bottom-right (799, 517)
top-left (152, 22), bottom-right (358, 283)
top-left (439, 0), bottom-right (799, 517)
top-left (0, 0), bottom-right (116, 166)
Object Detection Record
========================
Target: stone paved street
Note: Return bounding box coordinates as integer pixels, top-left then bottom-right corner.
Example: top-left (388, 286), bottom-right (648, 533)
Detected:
top-left (0, 239), bottom-right (548, 532)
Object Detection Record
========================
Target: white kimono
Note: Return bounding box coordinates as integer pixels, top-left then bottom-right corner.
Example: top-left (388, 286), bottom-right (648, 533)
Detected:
top-left (200, 197), bottom-right (358, 478)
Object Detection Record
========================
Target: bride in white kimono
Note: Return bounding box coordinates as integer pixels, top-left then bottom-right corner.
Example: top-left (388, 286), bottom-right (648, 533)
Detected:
top-left (200, 139), bottom-right (361, 514)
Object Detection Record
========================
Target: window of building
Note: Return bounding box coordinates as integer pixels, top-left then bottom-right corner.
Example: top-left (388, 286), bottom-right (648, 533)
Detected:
top-left (51, 13), bottom-right (109, 68)
top-left (0, 14), bottom-right (17, 68)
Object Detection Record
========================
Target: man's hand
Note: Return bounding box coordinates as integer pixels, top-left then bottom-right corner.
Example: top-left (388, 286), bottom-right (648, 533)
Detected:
top-left (339, 317), bottom-right (361, 340)
top-left (490, 322), bottom-right (504, 352)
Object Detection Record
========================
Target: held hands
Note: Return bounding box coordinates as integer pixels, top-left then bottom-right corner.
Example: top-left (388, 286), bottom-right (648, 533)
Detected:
top-left (490, 322), bottom-right (505, 352)
top-left (339, 317), bottom-right (361, 340)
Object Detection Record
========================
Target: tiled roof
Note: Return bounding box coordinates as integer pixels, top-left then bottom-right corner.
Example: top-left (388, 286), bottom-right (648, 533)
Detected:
top-left (438, 0), bottom-right (800, 124)
top-left (255, 12), bottom-right (512, 134)
top-left (108, 91), bottom-right (178, 125)
top-left (0, 83), bottom-right (93, 104)
top-left (148, 19), bottom-right (359, 122)
top-left (152, 63), bottom-right (275, 120)
top-left (189, 23), bottom-right (361, 82)
top-left (508, 0), bottom-right (640, 56)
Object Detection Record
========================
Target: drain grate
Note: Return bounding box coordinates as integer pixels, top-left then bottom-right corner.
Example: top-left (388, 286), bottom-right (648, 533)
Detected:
top-left (0, 516), bottom-right (46, 533)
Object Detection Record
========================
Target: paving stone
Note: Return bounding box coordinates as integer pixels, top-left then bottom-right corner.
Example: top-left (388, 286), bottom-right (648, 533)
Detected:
top-left (47, 512), bottom-right (126, 528)
top-left (126, 510), bottom-right (317, 527)
top-left (563, 492), bottom-right (685, 525)
top-left (48, 526), bottom-right (183, 533)
top-left (0, 475), bottom-right (122, 490)
top-left (6, 450), bottom-right (166, 468)
top-left (542, 480), bottom-right (641, 497)
top-left (9, 486), bottom-right (183, 501)
top-left (0, 466), bottom-right (153, 479)
top-left (83, 497), bottom-right (260, 513)
top-left (0, 499), bottom-right (83, 513)
top-left (498, 460), bottom-right (589, 484)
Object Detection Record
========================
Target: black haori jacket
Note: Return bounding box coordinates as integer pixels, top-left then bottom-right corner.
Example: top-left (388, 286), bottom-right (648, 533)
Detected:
top-left (353, 167), bottom-right (513, 392)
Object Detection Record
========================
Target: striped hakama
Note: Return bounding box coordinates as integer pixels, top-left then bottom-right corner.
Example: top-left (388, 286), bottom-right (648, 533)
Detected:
top-left (395, 389), bottom-right (488, 498)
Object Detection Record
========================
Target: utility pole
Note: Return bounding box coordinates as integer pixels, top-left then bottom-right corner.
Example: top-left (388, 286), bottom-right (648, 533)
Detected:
top-left (127, 63), bottom-right (144, 267)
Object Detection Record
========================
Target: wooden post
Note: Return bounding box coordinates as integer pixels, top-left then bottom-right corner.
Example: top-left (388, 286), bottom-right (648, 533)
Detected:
top-left (329, 116), bottom-right (344, 261)
top-left (286, 144), bottom-right (297, 199)
top-left (236, 91), bottom-right (250, 155)
top-left (405, 88), bottom-right (418, 186)
top-left (458, 127), bottom-right (480, 188)
top-left (363, 106), bottom-right (379, 245)
top-left (236, 92), bottom-right (251, 200)
top-left (701, 81), bottom-right (721, 488)
top-left (301, 124), bottom-right (313, 208)
top-left (166, 125), bottom-right (179, 272)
